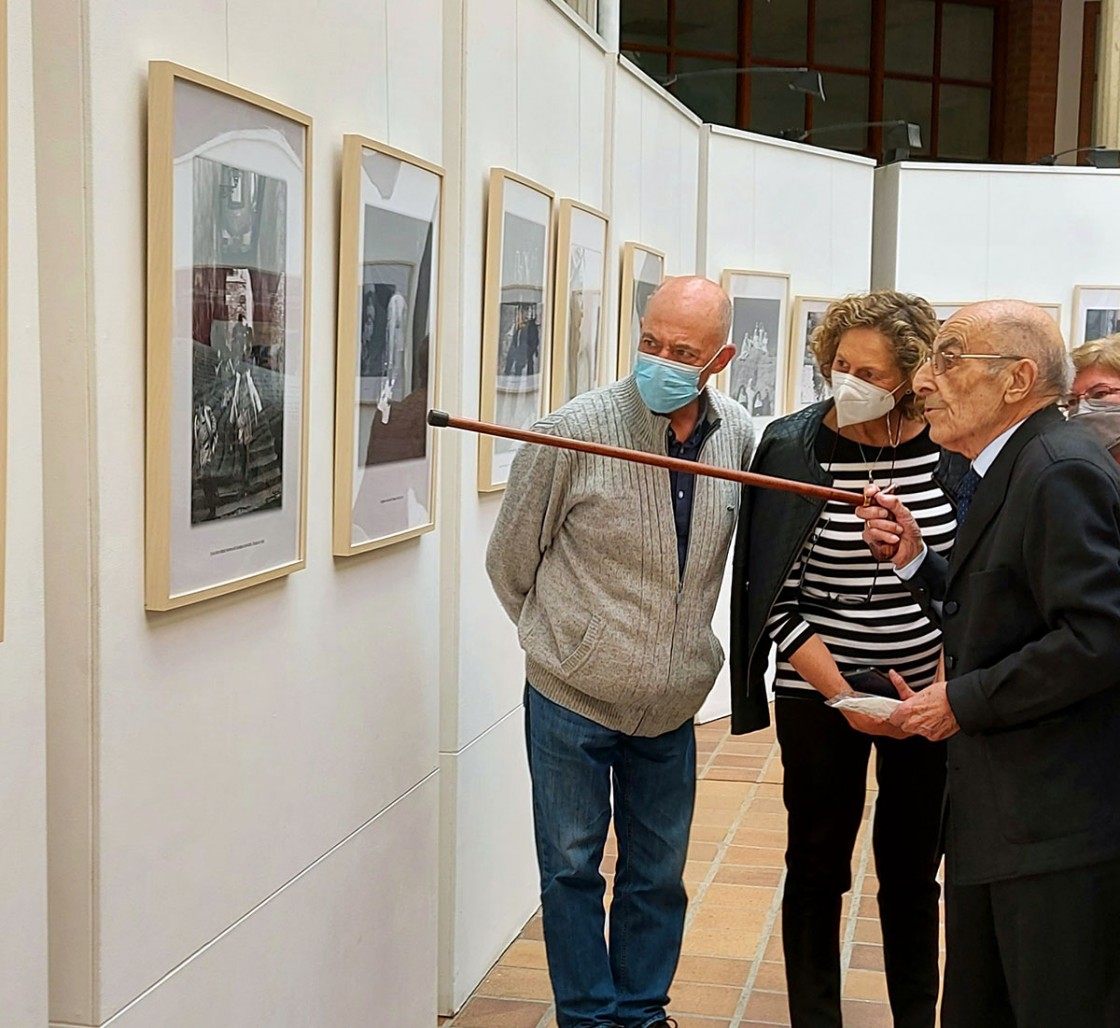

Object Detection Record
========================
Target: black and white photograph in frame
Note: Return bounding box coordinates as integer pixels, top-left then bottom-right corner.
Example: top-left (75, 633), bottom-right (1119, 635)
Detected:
top-left (552, 200), bottom-right (608, 408)
top-left (718, 270), bottom-right (790, 420)
top-left (1072, 286), bottom-right (1120, 348)
top-left (478, 169), bottom-right (554, 492)
top-left (145, 62), bottom-right (311, 610)
top-left (617, 242), bottom-right (664, 378)
top-left (788, 297), bottom-right (834, 411)
top-left (333, 136), bottom-right (442, 556)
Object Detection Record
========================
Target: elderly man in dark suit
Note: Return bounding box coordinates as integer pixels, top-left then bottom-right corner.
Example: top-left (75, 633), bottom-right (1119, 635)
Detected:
top-left (858, 300), bottom-right (1120, 1028)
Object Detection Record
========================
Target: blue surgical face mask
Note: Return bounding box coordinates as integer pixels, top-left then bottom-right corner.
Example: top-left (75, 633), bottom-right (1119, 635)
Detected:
top-left (634, 349), bottom-right (721, 414)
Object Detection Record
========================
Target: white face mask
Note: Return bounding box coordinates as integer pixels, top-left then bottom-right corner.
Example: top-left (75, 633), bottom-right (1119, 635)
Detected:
top-left (831, 371), bottom-right (906, 428)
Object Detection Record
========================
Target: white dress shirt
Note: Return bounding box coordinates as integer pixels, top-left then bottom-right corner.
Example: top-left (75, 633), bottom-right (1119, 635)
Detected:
top-left (895, 420), bottom-right (1027, 580)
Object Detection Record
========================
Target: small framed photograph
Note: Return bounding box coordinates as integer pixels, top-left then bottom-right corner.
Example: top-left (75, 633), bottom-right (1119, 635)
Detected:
top-left (617, 242), bottom-right (665, 378)
top-left (478, 168), bottom-right (555, 493)
top-left (718, 270), bottom-right (790, 419)
top-left (1072, 287), bottom-right (1120, 347)
top-left (333, 136), bottom-right (443, 556)
top-left (552, 200), bottom-right (609, 408)
top-left (788, 296), bottom-right (835, 411)
top-left (145, 62), bottom-right (311, 610)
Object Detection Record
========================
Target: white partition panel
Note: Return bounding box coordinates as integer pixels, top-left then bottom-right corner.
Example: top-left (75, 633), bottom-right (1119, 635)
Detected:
top-left (37, 0), bottom-right (443, 1022)
top-left (697, 126), bottom-right (876, 724)
top-left (873, 162), bottom-right (1120, 342)
top-left (0, 0), bottom-right (48, 1021)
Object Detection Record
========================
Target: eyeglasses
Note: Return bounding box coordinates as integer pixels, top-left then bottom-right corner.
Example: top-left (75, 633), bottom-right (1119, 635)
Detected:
top-left (1061, 386), bottom-right (1120, 413)
top-left (924, 351), bottom-right (1027, 376)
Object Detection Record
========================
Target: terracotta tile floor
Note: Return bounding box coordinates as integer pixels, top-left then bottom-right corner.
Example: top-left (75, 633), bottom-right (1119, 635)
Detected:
top-left (440, 711), bottom-right (945, 1027)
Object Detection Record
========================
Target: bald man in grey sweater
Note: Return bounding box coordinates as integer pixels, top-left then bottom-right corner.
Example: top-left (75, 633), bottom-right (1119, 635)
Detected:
top-left (487, 277), bottom-right (755, 1028)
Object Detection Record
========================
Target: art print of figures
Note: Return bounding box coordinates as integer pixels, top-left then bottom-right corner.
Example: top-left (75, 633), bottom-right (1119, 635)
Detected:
top-left (478, 169), bottom-right (554, 492)
top-left (146, 63), bottom-right (310, 609)
top-left (719, 270), bottom-right (790, 421)
top-left (553, 201), bottom-right (608, 408)
top-left (788, 297), bottom-right (834, 411)
top-left (617, 243), bottom-right (665, 377)
top-left (190, 159), bottom-right (286, 524)
top-left (333, 137), bottom-right (442, 554)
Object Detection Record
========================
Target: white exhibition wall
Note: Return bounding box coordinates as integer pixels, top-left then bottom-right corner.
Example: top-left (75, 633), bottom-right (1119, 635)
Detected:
top-left (872, 161), bottom-right (1120, 339)
top-left (0, 0), bottom-right (48, 1022)
top-left (697, 126), bottom-right (876, 723)
top-left (36, 0), bottom-right (441, 1024)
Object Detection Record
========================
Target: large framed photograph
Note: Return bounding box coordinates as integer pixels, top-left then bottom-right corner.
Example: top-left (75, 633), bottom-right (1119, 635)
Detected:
top-left (1072, 287), bottom-right (1120, 347)
top-left (478, 168), bottom-right (554, 493)
top-left (145, 62), bottom-right (311, 610)
top-left (718, 270), bottom-right (790, 419)
top-left (333, 136), bottom-right (443, 556)
top-left (616, 242), bottom-right (665, 378)
top-left (788, 296), bottom-right (835, 411)
top-left (552, 200), bottom-right (609, 408)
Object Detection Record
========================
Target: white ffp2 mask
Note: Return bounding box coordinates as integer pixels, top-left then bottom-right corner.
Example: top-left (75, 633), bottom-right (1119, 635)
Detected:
top-left (831, 371), bottom-right (905, 428)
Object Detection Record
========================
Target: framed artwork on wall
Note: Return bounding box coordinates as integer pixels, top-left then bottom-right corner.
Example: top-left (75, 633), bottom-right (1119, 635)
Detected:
top-left (478, 168), bottom-right (555, 493)
top-left (788, 296), bottom-right (835, 411)
top-left (1072, 286), bottom-right (1120, 347)
top-left (145, 62), bottom-right (312, 610)
top-left (717, 270), bottom-right (790, 420)
top-left (333, 136), bottom-right (443, 556)
top-left (616, 242), bottom-right (665, 378)
top-left (552, 200), bottom-right (609, 409)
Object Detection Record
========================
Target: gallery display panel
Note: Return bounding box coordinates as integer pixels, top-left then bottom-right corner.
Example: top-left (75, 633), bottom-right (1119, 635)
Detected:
top-left (717, 269), bottom-right (790, 420)
top-left (552, 200), bottom-right (609, 409)
top-left (788, 296), bottom-right (835, 411)
top-left (145, 62), bottom-right (311, 610)
top-left (478, 168), bottom-right (554, 493)
top-left (333, 136), bottom-right (443, 555)
top-left (616, 241), bottom-right (664, 379)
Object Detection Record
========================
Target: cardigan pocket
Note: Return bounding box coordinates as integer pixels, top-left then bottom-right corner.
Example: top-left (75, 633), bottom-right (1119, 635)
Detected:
top-left (559, 613), bottom-right (606, 678)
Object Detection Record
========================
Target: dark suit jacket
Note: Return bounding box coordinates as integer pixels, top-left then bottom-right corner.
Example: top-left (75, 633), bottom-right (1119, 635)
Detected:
top-left (905, 405), bottom-right (1120, 885)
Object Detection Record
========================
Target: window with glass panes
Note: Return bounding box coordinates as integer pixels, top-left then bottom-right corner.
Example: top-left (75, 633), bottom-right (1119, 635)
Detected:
top-left (620, 0), bottom-right (1002, 162)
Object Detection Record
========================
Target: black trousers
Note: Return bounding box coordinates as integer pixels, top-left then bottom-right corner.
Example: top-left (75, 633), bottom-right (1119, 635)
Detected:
top-left (942, 855), bottom-right (1120, 1028)
top-left (775, 696), bottom-right (947, 1028)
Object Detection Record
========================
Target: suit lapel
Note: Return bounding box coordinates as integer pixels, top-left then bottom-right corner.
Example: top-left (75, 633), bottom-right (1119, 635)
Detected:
top-left (947, 406), bottom-right (1063, 585)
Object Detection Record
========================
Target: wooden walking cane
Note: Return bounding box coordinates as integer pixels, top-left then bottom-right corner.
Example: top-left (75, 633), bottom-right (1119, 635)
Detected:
top-left (427, 411), bottom-right (867, 507)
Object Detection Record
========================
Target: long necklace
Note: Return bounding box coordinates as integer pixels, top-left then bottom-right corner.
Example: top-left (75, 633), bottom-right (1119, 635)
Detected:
top-left (856, 411), bottom-right (902, 487)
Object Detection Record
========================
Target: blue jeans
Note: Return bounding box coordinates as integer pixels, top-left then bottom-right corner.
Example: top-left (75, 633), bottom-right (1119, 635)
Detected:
top-left (524, 683), bottom-right (696, 1028)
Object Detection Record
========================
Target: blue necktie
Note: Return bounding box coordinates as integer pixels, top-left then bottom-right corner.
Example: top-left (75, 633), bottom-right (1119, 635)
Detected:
top-left (956, 467), bottom-right (982, 524)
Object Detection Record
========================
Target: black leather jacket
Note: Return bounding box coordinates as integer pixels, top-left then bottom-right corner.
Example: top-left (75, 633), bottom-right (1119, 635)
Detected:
top-left (727, 401), bottom-right (971, 734)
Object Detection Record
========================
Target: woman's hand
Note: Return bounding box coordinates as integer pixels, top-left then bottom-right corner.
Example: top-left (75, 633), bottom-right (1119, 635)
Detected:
top-left (838, 706), bottom-right (909, 739)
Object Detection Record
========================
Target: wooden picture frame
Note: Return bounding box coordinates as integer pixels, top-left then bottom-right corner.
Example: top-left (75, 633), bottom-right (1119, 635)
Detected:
top-left (717, 269), bottom-right (791, 421)
top-left (1071, 286), bottom-right (1120, 348)
top-left (333, 135), bottom-right (444, 556)
top-left (552, 200), bottom-right (609, 408)
top-left (145, 62), bottom-right (312, 610)
top-left (478, 168), bottom-right (555, 493)
top-left (788, 296), bottom-right (835, 411)
top-left (616, 242), bottom-right (665, 379)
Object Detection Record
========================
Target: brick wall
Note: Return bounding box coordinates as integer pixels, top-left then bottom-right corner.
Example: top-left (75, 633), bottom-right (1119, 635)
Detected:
top-left (1001, 0), bottom-right (1063, 162)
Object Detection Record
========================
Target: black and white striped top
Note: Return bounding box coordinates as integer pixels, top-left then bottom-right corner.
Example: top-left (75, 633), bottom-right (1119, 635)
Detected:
top-left (768, 424), bottom-right (956, 699)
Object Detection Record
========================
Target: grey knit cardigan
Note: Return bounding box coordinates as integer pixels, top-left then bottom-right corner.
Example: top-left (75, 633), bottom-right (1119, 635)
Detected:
top-left (485, 376), bottom-right (756, 736)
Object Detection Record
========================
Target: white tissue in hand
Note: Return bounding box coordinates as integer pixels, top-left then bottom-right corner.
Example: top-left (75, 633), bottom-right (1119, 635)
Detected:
top-left (827, 693), bottom-right (901, 720)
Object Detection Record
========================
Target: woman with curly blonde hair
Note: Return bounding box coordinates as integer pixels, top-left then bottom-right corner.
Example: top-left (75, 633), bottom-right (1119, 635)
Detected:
top-left (728, 290), bottom-right (970, 1028)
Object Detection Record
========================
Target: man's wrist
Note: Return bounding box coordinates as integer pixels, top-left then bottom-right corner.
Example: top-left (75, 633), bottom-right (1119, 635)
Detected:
top-left (894, 542), bottom-right (928, 580)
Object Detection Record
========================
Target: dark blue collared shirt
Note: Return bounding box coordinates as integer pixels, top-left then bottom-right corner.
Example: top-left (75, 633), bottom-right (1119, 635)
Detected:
top-left (666, 406), bottom-right (716, 577)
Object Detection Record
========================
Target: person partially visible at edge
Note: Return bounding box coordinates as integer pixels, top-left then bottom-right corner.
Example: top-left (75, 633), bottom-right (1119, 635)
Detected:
top-left (1068, 333), bottom-right (1120, 461)
top-left (485, 276), bottom-right (755, 1028)
top-left (725, 290), bottom-right (967, 1028)
top-left (858, 301), bottom-right (1120, 1027)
